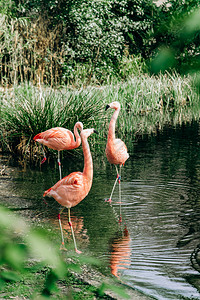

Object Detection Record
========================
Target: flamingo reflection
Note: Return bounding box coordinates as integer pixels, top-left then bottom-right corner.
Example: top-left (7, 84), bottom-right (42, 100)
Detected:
top-left (109, 224), bottom-right (131, 278)
top-left (50, 210), bottom-right (89, 247)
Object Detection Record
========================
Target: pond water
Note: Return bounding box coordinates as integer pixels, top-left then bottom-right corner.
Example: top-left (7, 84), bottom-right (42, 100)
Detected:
top-left (1, 120), bottom-right (200, 300)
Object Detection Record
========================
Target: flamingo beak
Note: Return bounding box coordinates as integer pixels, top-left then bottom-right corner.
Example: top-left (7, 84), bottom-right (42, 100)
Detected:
top-left (105, 104), bottom-right (110, 111)
top-left (94, 129), bottom-right (98, 134)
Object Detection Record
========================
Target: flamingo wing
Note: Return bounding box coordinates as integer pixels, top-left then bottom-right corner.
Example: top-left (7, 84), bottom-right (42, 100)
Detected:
top-left (34, 127), bottom-right (75, 150)
top-left (106, 138), bottom-right (129, 165)
top-left (43, 128), bottom-right (71, 139)
top-left (43, 172), bottom-right (86, 207)
top-left (114, 139), bottom-right (128, 154)
top-left (34, 127), bottom-right (70, 140)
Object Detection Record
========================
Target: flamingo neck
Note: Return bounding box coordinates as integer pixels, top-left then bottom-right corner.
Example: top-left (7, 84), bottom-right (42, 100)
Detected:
top-left (73, 124), bottom-right (81, 148)
top-left (82, 136), bottom-right (93, 181)
top-left (108, 108), bottom-right (120, 141)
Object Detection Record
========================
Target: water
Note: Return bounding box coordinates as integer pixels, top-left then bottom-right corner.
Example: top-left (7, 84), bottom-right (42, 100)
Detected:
top-left (1, 121), bottom-right (200, 299)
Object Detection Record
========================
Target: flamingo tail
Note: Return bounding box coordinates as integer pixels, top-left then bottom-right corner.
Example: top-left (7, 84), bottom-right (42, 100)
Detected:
top-left (33, 133), bottom-right (42, 141)
top-left (43, 188), bottom-right (52, 197)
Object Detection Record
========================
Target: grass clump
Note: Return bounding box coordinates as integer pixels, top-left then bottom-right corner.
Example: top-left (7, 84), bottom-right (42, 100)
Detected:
top-left (0, 72), bottom-right (199, 161)
top-left (0, 84), bottom-right (106, 159)
top-left (100, 72), bottom-right (199, 137)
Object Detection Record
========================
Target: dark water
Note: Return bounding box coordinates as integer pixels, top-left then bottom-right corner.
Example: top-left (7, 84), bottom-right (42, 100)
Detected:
top-left (1, 120), bottom-right (200, 300)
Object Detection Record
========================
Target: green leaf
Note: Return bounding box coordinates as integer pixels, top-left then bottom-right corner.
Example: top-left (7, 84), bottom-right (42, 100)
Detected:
top-left (1, 271), bottom-right (21, 282)
top-left (181, 8), bottom-right (200, 37)
top-left (98, 282), bottom-right (129, 299)
top-left (4, 244), bottom-right (27, 270)
top-left (151, 47), bottom-right (175, 73)
top-left (26, 229), bottom-right (66, 277)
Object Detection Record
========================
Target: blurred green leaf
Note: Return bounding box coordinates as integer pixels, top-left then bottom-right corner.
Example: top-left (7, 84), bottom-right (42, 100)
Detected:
top-left (42, 269), bottom-right (59, 296)
top-left (181, 8), bottom-right (200, 38)
top-left (1, 271), bottom-right (21, 282)
top-left (26, 229), bottom-right (66, 277)
top-left (0, 278), bottom-right (5, 289)
top-left (77, 254), bottom-right (101, 266)
top-left (98, 282), bottom-right (129, 299)
top-left (65, 263), bottom-right (81, 273)
top-left (151, 47), bottom-right (175, 73)
top-left (4, 244), bottom-right (27, 270)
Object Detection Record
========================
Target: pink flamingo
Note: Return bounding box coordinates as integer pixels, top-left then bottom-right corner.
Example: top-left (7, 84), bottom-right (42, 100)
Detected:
top-left (105, 101), bottom-right (129, 222)
top-left (110, 224), bottom-right (131, 278)
top-left (43, 128), bottom-right (98, 253)
top-left (33, 122), bottom-right (83, 179)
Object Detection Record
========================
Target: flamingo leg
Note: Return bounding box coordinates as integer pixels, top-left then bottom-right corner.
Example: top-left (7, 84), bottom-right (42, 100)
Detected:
top-left (40, 146), bottom-right (47, 164)
top-left (118, 165), bottom-right (122, 223)
top-left (58, 207), bottom-right (66, 250)
top-left (57, 150), bottom-right (62, 180)
top-left (68, 208), bottom-right (82, 254)
top-left (105, 165), bottom-right (119, 204)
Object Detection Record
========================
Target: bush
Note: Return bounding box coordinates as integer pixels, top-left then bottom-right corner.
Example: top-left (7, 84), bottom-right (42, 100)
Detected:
top-left (0, 83), bottom-right (106, 157)
top-left (150, 0), bottom-right (200, 75)
top-left (0, 0), bottom-right (157, 85)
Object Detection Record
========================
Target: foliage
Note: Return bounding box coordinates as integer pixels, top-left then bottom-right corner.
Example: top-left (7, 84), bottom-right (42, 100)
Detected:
top-left (1, 0), bottom-right (200, 85)
top-left (0, 73), bottom-right (199, 158)
top-left (0, 0), bottom-right (155, 85)
top-left (0, 205), bottom-right (66, 296)
top-left (150, 0), bottom-right (200, 75)
top-left (0, 83), bottom-right (106, 156)
top-left (0, 205), bottom-right (129, 299)
top-left (0, 14), bottom-right (64, 86)
top-left (110, 0), bottom-right (157, 58)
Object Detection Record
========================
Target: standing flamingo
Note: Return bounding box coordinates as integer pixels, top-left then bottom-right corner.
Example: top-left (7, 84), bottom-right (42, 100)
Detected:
top-left (43, 128), bottom-right (98, 253)
top-left (33, 122), bottom-right (83, 180)
top-left (105, 101), bottom-right (129, 222)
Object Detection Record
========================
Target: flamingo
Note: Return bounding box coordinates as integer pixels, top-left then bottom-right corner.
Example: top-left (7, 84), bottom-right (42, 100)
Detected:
top-left (110, 225), bottom-right (131, 278)
top-left (43, 128), bottom-right (98, 253)
top-left (105, 101), bottom-right (129, 222)
top-left (33, 122), bottom-right (83, 179)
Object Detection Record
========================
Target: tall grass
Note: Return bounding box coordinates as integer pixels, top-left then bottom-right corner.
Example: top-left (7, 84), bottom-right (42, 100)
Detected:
top-left (0, 84), bottom-right (106, 158)
top-left (0, 16), bottom-right (64, 87)
top-left (100, 72), bottom-right (199, 137)
top-left (0, 73), bottom-right (199, 160)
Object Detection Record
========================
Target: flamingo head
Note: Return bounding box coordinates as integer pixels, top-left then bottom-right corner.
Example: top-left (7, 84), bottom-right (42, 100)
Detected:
top-left (105, 101), bottom-right (120, 111)
top-left (81, 128), bottom-right (98, 139)
top-left (75, 122), bottom-right (84, 131)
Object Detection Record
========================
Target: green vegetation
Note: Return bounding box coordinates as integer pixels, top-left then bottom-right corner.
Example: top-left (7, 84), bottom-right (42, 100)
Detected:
top-left (0, 0), bottom-right (200, 86)
top-left (0, 72), bottom-right (199, 159)
top-left (0, 1), bottom-right (200, 299)
top-left (0, 205), bottom-right (129, 299)
top-left (0, 84), bottom-right (105, 158)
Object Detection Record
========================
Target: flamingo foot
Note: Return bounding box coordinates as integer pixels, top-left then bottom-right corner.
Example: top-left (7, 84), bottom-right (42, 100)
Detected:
top-left (105, 198), bottom-right (112, 204)
top-left (75, 249), bottom-right (82, 254)
top-left (60, 243), bottom-right (68, 251)
top-left (41, 157), bottom-right (47, 164)
top-left (43, 198), bottom-right (48, 205)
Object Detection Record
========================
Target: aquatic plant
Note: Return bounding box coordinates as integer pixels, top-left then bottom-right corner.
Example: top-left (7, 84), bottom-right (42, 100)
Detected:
top-left (100, 72), bottom-right (199, 138)
top-left (0, 84), bottom-right (105, 158)
top-left (0, 72), bottom-right (199, 160)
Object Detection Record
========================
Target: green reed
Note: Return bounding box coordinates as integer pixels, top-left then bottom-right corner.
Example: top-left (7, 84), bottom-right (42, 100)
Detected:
top-left (0, 84), bottom-right (106, 157)
top-left (0, 72), bottom-right (199, 160)
top-left (100, 72), bottom-right (199, 138)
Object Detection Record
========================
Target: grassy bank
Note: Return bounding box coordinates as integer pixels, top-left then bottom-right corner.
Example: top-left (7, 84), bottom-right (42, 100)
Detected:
top-left (0, 203), bottom-right (133, 300)
top-left (0, 73), bottom-right (199, 161)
